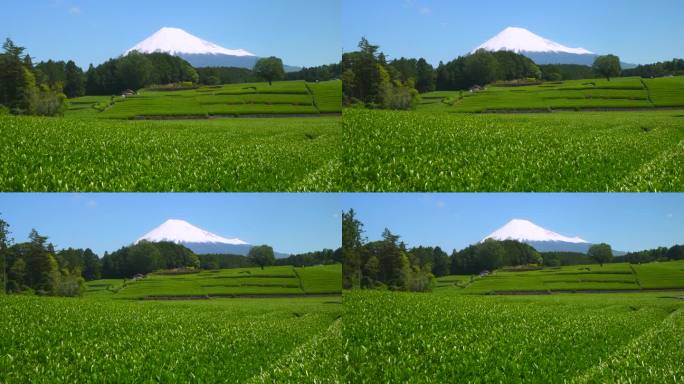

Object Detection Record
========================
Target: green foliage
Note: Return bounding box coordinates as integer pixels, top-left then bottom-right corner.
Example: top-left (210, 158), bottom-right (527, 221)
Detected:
top-left (65, 80), bottom-right (341, 118)
top-left (342, 109), bottom-right (684, 191)
top-left (248, 245), bottom-right (275, 270)
top-left (85, 51), bottom-right (199, 95)
top-left (343, 290), bottom-right (684, 383)
top-left (102, 241), bottom-right (197, 278)
top-left (275, 248), bottom-right (342, 267)
top-left (285, 63), bottom-right (341, 82)
top-left (435, 49), bottom-right (541, 91)
top-left (253, 57), bottom-right (285, 85)
top-left (0, 114), bottom-right (341, 191)
top-left (342, 38), bottom-right (420, 109)
top-left (345, 225), bottom-right (435, 292)
top-left (295, 264), bottom-right (343, 293)
top-left (63, 60), bottom-right (85, 98)
top-left (540, 64), bottom-right (596, 81)
top-left (342, 209), bottom-right (364, 289)
top-left (0, 39), bottom-right (67, 116)
top-left (422, 77), bottom-right (658, 113)
top-left (593, 55), bottom-right (622, 81)
top-left (588, 243), bottom-right (613, 266)
top-left (86, 265), bottom-right (342, 299)
top-left (0, 295), bottom-right (342, 382)
top-left (623, 58), bottom-right (684, 78)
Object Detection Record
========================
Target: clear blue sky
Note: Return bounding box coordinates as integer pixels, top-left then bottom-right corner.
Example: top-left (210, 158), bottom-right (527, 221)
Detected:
top-left (0, 193), bottom-right (341, 256)
top-left (343, 193), bottom-right (684, 253)
top-left (2, 0), bottom-right (340, 69)
top-left (343, 0), bottom-right (684, 65)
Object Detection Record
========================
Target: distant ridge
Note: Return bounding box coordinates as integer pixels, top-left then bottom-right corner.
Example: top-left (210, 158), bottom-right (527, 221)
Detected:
top-left (472, 27), bottom-right (635, 67)
top-left (483, 219), bottom-right (625, 255)
top-left (135, 219), bottom-right (288, 257)
top-left (124, 27), bottom-right (300, 71)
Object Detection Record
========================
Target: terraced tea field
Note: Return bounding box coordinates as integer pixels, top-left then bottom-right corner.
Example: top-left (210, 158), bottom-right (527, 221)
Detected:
top-left (419, 76), bottom-right (684, 112)
top-left (87, 264), bottom-right (342, 299)
top-left (0, 295), bottom-right (342, 383)
top-left (344, 290), bottom-right (684, 383)
top-left (343, 109), bottom-right (684, 191)
top-left (435, 261), bottom-right (684, 294)
top-left (66, 80), bottom-right (341, 119)
top-left (0, 115), bottom-right (341, 191)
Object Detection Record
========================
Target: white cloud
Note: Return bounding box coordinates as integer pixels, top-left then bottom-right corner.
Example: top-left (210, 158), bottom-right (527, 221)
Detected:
top-left (69, 6), bottom-right (81, 15)
top-left (404, 0), bottom-right (431, 16)
top-left (666, 213), bottom-right (673, 219)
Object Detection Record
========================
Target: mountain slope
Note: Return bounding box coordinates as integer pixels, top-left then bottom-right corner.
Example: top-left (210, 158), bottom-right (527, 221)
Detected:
top-left (483, 219), bottom-right (593, 253)
top-left (482, 219), bottom-right (625, 255)
top-left (483, 219), bottom-right (588, 244)
top-left (125, 27), bottom-right (254, 56)
top-left (136, 219), bottom-right (252, 255)
top-left (135, 219), bottom-right (291, 257)
top-left (472, 27), bottom-right (592, 55)
top-left (124, 27), bottom-right (300, 71)
top-left (472, 27), bottom-right (635, 67)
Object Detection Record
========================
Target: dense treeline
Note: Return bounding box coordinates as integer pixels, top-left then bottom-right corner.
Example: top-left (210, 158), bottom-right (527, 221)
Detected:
top-left (101, 241), bottom-right (199, 278)
top-left (540, 251), bottom-right (592, 266)
top-left (85, 51), bottom-right (199, 95)
top-left (198, 248), bottom-right (343, 269)
top-left (342, 209), bottom-right (435, 291)
top-left (342, 38), bottom-right (421, 110)
top-left (450, 239), bottom-right (542, 275)
top-left (622, 58), bottom-right (684, 78)
top-left (1, 225), bottom-right (89, 296)
top-left (622, 244), bottom-right (684, 264)
top-left (198, 253), bottom-right (253, 269)
top-left (274, 248), bottom-right (342, 267)
top-left (539, 64), bottom-right (597, 81)
top-left (196, 63), bottom-right (339, 85)
top-left (435, 50), bottom-right (541, 90)
top-left (285, 63), bottom-right (341, 82)
top-left (196, 67), bottom-right (257, 85)
top-left (0, 39), bottom-right (68, 116)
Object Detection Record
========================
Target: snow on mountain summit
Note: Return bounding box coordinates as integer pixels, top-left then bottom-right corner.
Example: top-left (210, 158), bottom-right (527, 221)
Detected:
top-left (125, 27), bottom-right (254, 56)
top-left (472, 27), bottom-right (593, 55)
top-left (136, 219), bottom-right (248, 245)
top-left (483, 219), bottom-right (588, 244)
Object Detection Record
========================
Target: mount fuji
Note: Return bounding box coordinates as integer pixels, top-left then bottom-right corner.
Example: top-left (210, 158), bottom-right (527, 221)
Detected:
top-left (472, 27), bottom-right (634, 67)
top-left (135, 219), bottom-right (256, 256)
top-left (482, 219), bottom-right (594, 253)
top-left (124, 27), bottom-right (300, 71)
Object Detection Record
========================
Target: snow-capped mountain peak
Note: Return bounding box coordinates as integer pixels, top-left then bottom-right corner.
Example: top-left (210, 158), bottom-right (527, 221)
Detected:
top-left (472, 27), bottom-right (593, 55)
top-left (125, 27), bottom-right (255, 57)
top-left (483, 219), bottom-right (588, 244)
top-left (136, 219), bottom-right (248, 245)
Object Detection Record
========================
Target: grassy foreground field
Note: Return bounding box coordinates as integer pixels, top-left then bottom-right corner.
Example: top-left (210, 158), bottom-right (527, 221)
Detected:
top-left (343, 109), bottom-right (684, 191)
top-left (0, 265), bottom-right (342, 382)
top-left (0, 296), bottom-right (342, 383)
top-left (344, 290), bottom-right (684, 383)
top-left (0, 115), bottom-right (341, 191)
